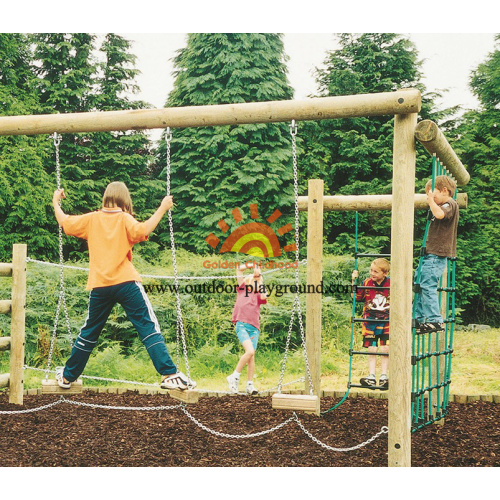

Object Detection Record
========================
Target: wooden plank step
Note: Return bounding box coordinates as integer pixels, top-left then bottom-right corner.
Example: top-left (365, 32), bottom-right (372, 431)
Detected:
top-left (272, 393), bottom-right (320, 414)
top-left (41, 378), bottom-right (83, 394)
top-left (167, 388), bottom-right (199, 404)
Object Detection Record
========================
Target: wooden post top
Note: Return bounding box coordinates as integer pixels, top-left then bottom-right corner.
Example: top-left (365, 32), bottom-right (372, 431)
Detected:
top-left (415, 120), bottom-right (470, 186)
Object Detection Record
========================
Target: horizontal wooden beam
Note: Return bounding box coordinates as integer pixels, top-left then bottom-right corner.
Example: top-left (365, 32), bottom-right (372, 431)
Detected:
top-left (298, 192), bottom-right (467, 211)
top-left (0, 300), bottom-right (12, 315)
top-left (0, 373), bottom-right (9, 389)
top-left (0, 337), bottom-right (11, 351)
top-left (415, 120), bottom-right (470, 186)
top-left (0, 263), bottom-right (13, 277)
top-left (0, 90), bottom-right (421, 136)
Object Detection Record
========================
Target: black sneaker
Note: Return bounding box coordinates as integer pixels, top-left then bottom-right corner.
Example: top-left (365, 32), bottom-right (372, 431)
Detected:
top-left (360, 375), bottom-right (376, 388)
top-left (379, 376), bottom-right (389, 390)
top-left (416, 322), bottom-right (444, 333)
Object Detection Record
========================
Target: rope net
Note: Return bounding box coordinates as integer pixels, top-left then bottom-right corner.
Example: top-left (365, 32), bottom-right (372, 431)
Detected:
top-left (411, 155), bottom-right (457, 432)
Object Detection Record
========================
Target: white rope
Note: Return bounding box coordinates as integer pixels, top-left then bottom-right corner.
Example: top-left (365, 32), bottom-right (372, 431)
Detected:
top-left (26, 257), bottom-right (307, 280)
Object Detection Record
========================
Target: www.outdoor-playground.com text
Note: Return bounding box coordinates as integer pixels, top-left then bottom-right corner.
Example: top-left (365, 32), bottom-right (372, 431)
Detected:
top-left (143, 281), bottom-right (351, 298)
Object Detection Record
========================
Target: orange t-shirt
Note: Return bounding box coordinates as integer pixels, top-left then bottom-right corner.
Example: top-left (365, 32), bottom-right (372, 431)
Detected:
top-left (62, 208), bottom-right (149, 290)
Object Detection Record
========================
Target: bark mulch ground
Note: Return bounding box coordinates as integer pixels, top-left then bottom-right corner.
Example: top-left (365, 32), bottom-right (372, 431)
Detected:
top-left (1, 392), bottom-right (498, 467)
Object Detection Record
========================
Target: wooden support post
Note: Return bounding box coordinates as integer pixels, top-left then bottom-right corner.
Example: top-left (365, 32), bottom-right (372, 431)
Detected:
top-left (305, 180), bottom-right (323, 416)
top-left (9, 244), bottom-right (27, 405)
top-left (388, 113), bottom-right (418, 467)
top-left (0, 90), bottom-right (421, 136)
top-left (415, 120), bottom-right (470, 186)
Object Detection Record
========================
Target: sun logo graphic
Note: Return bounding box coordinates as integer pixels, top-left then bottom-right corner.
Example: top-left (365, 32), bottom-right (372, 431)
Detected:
top-left (204, 203), bottom-right (296, 258)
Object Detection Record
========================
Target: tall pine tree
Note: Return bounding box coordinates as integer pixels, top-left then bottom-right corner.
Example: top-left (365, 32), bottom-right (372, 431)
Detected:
top-left (301, 33), bottom-right (454, 254)
top-left (30, 33), bottom-right (158, 260)
top-left (0, 34), bottom-right (54, 261)
top-left (453, 34), bottom-right (500, 324)
top-left (156, 33), bottom-right (295, 253)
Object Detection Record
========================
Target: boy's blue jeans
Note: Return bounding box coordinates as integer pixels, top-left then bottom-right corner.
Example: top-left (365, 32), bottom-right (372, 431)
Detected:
top-left (63, 281), bottom-right (177, 382)
top-left (414, 254), bottom-right (448, 323)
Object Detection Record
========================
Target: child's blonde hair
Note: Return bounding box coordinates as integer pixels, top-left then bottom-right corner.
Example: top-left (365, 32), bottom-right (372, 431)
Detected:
top-left (425, 175), bottom-right (456, 197)
top-left (102, 182), bottom-right (134, 215)
top-left (373, 258), bottom-right (390, 274)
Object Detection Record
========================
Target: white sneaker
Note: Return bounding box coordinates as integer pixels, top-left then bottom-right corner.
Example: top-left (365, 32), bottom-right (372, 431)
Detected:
top-left (55, 366), bottom-right (71, 389)
top-left (161, 372), bottom-right (197, 390)
top-left (246, 381), bottom-right (258, 395)
top-left (227, 373), bottom-right (240, 393)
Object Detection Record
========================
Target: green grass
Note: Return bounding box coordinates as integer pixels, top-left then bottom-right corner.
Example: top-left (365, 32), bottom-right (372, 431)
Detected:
top-left (2, 327), bottom-right (498, 395)
top-left (0, 252), bottom-right (498, 396)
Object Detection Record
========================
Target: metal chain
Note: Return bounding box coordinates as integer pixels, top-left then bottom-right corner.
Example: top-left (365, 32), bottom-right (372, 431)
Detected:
top-left (63, 398), bottom-right (182, 412)
top-left (45, 132), bottom-right (72, 379)
top-left (25, 366), bottom-right (162, 388)
top-left (295, 417), bottom-right (389, 452)
top-left (0, 395), bottom-right (388, 453)
top-left (164, 128), bottom-right (193, 386)
top-left (0, 398), bottom-right (65, 415)
top-left (277, 121), bottom-right (314, 394)
top-left (180, 406), bottom-right (296, 439)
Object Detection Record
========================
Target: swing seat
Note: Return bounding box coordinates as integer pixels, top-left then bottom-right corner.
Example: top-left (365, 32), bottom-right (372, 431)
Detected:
top-left (272, 393), bottom-right (320, 414)
top-left (41, 378), bottom-right (83, 394)
top-left (167, 388), bottom-right (199, 404)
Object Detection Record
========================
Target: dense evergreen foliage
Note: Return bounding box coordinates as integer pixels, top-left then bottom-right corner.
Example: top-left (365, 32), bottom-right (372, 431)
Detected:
top-left (452, 35), bottom-right (500, 324)
top-left (0, 32), bottom-right (498, 331)
top-left (300, 33), bottom-right (458, 254)
top-left (156, 34), bottom-right (296, 252)
top-left (0, 33), bottom-right (159, 262)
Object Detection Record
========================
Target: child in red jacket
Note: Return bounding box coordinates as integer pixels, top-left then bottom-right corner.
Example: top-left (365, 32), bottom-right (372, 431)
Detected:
top-left (352, 258), bottom-right (390, 389)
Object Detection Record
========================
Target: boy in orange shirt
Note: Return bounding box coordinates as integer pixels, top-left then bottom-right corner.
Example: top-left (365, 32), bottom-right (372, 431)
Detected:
top-left (52, 182), bottom-right (196, 391)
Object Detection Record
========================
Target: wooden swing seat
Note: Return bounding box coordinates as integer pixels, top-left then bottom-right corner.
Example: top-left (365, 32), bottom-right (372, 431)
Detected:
top-left (167, 388), bottom-right (199, 404)
top-left (41, 378), bottom-right (83, 394)
top-left (272, 393), bottom-right (320, 414)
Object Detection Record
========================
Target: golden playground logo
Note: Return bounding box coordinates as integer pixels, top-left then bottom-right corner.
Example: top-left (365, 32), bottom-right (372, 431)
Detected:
top-left (204, 202), bottom-right (296, 258)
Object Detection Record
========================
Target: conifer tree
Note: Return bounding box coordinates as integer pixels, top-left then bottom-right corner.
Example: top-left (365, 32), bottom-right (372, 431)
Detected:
top-left (30, 33), bottom-right (158, 260)
top-left (301, 33), bottom-right (453, 254)
top-left (0, 34), bottom-right (54, 261)
top-left (453, 34), bottom-right (500, 324)
top-left (156, 33), bottom-right (295, 252)
top-left (31, 33), bottom-right (100, 260)
top-left (91, 34), bottom-right (160, 228)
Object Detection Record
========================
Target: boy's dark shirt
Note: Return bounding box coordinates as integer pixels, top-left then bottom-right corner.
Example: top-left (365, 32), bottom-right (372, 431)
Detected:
top-left (425, 198), bottom-right (459, 258)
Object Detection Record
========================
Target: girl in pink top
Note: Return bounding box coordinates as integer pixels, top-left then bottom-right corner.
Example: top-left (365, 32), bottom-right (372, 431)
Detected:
top-left (227, 263), bottom-right (267, 395)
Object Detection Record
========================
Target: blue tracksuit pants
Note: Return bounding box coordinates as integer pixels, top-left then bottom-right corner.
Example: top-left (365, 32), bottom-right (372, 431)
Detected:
top-left (63, 281), bottom-right (177, 382)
